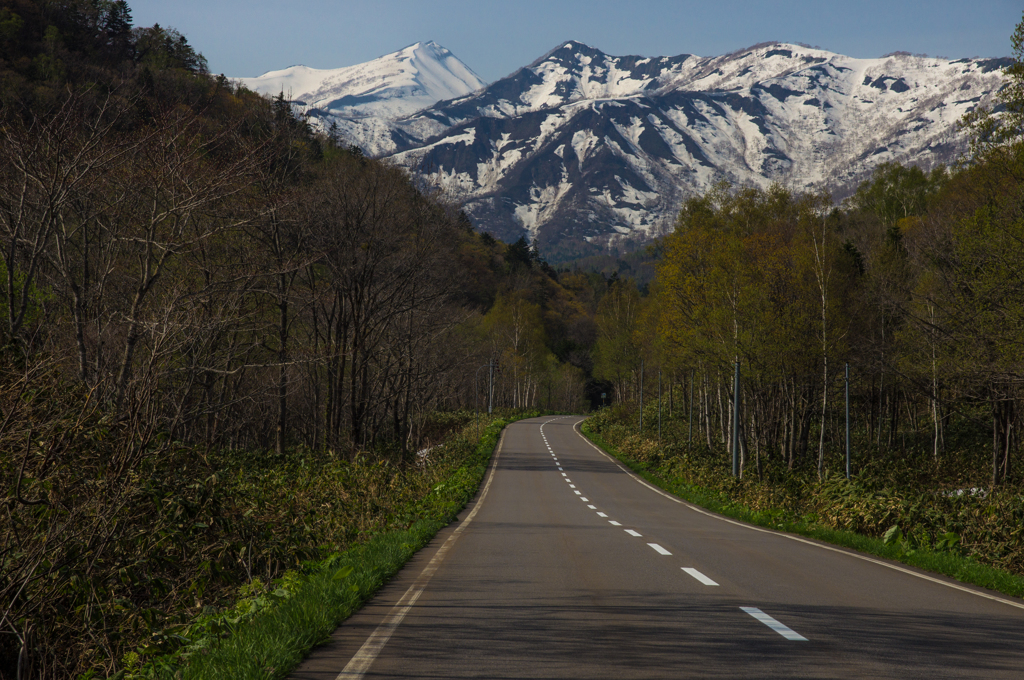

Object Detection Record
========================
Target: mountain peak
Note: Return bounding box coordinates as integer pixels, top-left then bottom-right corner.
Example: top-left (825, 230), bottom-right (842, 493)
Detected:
top-left (398, 40), bottom-right (449, 57)
top-left (233, 41), bottom-right (485, 120)
top-left (530, 40), bottom-right (605, 66)
top-left (557, 39), bottom-right (600, 52)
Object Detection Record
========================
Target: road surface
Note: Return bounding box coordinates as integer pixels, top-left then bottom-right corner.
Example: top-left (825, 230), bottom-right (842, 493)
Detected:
top-left (290, 415), bottom-right (1024, 679)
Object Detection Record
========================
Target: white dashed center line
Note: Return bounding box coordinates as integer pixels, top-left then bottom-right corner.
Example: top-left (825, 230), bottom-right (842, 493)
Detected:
top-left (561, 473), bottom-right (567, 476)
top-left (608, 520), bottom-right (622, 526)
top-left (569, 484), bottom-right (576, 489)
top-left (596, 512), bottom-right (608, 517)
top-left (740, 607), bottom-right (808, 641)
top-left (625, 530), bottom-right (642, 537)
top-left (587, 505), bottom-right (596, 509)
top-left (574, 491), bottom-right (582, 495)
top-left (580, 497), bottom-right (588, 502)
top-left (647, 543), bottom-right (671, 555)
top-left (682, 568), bottom-right (719, 586)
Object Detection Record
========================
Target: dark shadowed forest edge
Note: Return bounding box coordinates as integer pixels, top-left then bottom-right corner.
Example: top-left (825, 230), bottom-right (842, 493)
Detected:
top-left (2, 1), bottom-right (1024, 678)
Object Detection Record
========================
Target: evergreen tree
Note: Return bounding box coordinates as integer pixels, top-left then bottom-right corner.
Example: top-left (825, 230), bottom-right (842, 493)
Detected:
top-left (506, 236), bottom-right (533, 270)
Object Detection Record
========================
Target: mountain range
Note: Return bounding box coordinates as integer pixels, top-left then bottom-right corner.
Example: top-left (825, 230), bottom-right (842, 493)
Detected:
top-left (236, 41), bottom-right (1009, 261)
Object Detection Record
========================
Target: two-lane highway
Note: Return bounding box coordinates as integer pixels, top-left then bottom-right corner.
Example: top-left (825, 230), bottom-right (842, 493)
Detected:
top-left (291, 416), bottom-right (1024, 679)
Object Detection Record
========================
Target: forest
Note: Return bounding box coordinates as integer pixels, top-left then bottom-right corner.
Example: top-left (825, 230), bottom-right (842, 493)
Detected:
top-left (583, 13), bottom-right (1024, 600)
top-left (1, 0), bottom-right (1023, 677)
top-left (591, 25), bottom-right (1024, 486)
top-left (0, 1), bottom-right (601, 676)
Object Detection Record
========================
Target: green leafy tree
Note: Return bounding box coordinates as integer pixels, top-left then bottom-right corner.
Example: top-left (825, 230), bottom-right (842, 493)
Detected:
top-left (593, 278), bottom-right (642, 403)
top-left (960, 11), bottom-right (1024, 161)
top-left (483, 292), bottom-right (549, 408)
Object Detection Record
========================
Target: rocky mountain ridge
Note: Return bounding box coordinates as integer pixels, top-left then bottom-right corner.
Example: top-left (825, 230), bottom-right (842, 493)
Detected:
top-left (238, 41), bottom-right (1009, 260)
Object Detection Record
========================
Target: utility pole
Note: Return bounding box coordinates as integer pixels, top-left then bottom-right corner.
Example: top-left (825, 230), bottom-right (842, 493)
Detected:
top-left (639, 358), bottom-right (644, 433)
top-left (475, 362), bottom-right (492, 438)
top-left (845, 362), bottom-right (851, 480)
top-left (732, 361), bottom-right (741, 478)
top-left (688, 370), bottom-right (694, 444)
top-left (670, 373), bottom-right (674, 416)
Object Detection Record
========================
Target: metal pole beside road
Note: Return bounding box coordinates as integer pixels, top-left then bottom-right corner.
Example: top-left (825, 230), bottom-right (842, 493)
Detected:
top-left (639, 358), bottom-right (644, 433)
top-left (845, 362), bottom-right (851, 480)
top-left (688, 370), bottom-right (693, 444)
top-left (475, 362), bottom-right (491, 438)
top-left (732, 361), bottom-right (740, 478)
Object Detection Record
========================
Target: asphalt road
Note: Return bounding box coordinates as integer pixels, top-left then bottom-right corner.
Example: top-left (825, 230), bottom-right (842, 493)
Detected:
top-left (290, 416), bottom-right (1024, 679)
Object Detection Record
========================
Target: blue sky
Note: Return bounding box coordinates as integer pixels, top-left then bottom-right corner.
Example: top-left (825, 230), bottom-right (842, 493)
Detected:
top-left (129, 0), bottom-right (1021, 81)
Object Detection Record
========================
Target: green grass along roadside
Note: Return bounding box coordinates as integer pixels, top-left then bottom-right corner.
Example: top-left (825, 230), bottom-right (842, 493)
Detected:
top-left (579, 419), bottom-right (1024, 603)
top-left (124, 413), bottom-right (538, 680)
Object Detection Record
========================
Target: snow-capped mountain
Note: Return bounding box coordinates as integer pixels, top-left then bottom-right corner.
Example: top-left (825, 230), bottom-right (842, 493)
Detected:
top-left (378, 42), bottom-right (1007, 259)
top-left (235, 41), bottom-right (485, 155)
top-left (243, 40), bottom-right (1008, 260)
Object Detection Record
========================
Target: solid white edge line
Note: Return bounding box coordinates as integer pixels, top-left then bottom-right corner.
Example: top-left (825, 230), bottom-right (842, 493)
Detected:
top-left (571, 419), bottom-right (1024, 612)
top-left (336, 427), bottom-right (509, 678)
top-left (741, 607), bottom-right (808, 641)
top-left (682, 567), bottom-right (719, 586)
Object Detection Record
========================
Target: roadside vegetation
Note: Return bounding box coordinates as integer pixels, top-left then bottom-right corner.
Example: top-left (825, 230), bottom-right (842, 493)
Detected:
top-left (133, 413), bottom-right (523, 680)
